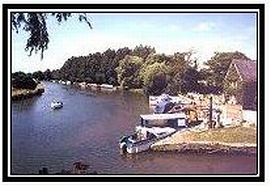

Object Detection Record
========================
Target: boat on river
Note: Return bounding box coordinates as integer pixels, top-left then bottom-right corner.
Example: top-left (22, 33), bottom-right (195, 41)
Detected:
top-left (119, 113), bottom-right (186, 154)
top-left (51, 100), bottom-right (63, 109)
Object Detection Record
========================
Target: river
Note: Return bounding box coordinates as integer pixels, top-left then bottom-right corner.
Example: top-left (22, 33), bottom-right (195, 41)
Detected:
top-left (11, 82), bottom-right (256, 175)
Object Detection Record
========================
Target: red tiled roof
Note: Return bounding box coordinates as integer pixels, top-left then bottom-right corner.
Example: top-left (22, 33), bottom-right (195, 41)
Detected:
top-left (231, 59), bottom-right (257, 82)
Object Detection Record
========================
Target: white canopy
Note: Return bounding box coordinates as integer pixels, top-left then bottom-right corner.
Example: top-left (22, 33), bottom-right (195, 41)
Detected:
top-left (140, 113), bottom-right (186, 120)
top-left (135, 126), bottom-right (176, 135)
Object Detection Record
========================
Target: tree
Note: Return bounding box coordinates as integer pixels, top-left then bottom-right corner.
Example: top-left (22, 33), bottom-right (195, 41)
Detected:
top-left (116, 55), bottom-right (144, 89)
top-left (140, 62), bottom-right (169, 95)
top-left (179, 64), bottom-right (200, 94)
top-left (51, 69), bottom-right (61, 80)
top-left (131, 45), bottom-right (156, 60)
top-left (165, 51), bottom-right (195, 95)
top-left (11, 13), bottom-right (92, 59)
top-left (12, 72), bottom-right (37, 90)
top-left (203, 51), bottom-right (250, 93)
top-left (43, 69), bottom-right (52, 80)
top-left (32, 70), bottom-right (45, 81)
top-left (52, 47), bottom-right (132, 85)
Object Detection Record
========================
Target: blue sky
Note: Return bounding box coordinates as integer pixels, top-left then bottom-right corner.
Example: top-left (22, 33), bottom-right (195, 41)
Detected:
top-left (12, 13), bottom-right (257, 73)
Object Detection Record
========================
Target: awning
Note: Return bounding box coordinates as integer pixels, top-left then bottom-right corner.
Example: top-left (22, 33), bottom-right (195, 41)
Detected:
top-left (140, 113), bottom-right (186, 120)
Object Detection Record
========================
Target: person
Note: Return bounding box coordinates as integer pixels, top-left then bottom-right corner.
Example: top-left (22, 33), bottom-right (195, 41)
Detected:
top-left (212, 109), bottom-right (221, 128)
top-left (216, 110), bottom-right (222, 128)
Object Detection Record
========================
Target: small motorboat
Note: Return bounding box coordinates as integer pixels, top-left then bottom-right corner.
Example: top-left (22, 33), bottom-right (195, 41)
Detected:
top-left (119, 126), bottom-right (176, 154)
top-left (119, 113), bottom-right (184, 154)
top-left (51, 101), bottom-right (63, 109)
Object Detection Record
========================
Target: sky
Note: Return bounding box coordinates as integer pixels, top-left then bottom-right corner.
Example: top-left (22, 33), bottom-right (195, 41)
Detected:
top-left (11, 13), bottom-right (257, 73)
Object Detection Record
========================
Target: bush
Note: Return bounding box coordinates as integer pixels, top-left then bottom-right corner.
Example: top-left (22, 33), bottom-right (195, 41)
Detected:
top-left (116, 55), bottom-right (144, 89)
top-left (140, 62), bottom-right (169, 95)
top-left (12, 72), bottom-right (37, 90)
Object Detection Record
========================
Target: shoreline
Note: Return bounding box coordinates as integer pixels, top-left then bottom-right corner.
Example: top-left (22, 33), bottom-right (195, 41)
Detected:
top-left (12, 83), bottom-right (45, 100)
top-left (151, 125), bottom-right (256, 155)
top-left (53, 80), bottom-right (146, 95)
top-left (151, 141), bottom-right (256, 155)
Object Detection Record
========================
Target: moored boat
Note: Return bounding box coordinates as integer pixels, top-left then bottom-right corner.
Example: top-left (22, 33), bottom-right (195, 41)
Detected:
top-left (51, 100), bottom-right (63, 109)
top-left (120, 126), bottom-right (177, 154)
top-left (119, 113), bottom-right (186, 154)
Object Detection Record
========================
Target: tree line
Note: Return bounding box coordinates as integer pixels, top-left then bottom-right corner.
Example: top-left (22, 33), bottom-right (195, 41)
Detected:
top-left (12, 45), bottom-right (250, 95)
top-left (12, 70), bottom-right (52, 90)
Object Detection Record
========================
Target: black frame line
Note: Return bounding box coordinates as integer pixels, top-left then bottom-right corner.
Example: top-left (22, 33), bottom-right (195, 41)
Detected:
top-left (2, 3), bottom-right (265, 182)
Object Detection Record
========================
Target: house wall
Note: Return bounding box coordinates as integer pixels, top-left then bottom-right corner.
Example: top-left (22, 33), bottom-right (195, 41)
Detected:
top-left (242, 110), bottom-right (257, 125)
top-left (224, 64), bottom-right (257, 110)
top-left (223, 64), bottom-right (243, 104)
top-left (221, 104), bottom-right (243, 125)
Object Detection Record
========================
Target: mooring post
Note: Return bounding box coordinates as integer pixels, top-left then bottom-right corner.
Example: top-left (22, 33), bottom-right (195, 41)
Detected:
top-left (209, 96), bottom-right (213, 129)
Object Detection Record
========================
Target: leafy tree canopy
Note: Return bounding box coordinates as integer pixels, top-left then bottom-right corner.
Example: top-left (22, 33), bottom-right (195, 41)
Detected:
top-left (140, 62), bottom-right (169, 95)
top-left (11, 13), bottom-right (92, 59)
top-left (12, 71), bottom-right (37, 90)
top-left (116, 55), bottom-right (144, 89)
top-left (203, 51), bottom-right (250, 92)
top-left (32, 70), bottom-right (45, 81)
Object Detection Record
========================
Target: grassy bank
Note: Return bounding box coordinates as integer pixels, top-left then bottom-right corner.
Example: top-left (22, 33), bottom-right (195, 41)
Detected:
top-left (151, 125), bottom-right (256, 155)
top-left (12, 83), bottom-right (45, 100)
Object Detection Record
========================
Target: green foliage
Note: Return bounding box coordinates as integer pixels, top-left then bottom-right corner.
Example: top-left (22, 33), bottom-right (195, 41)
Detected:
top-left (43, 69), bottom-right (52, 80)
top-left (12, 72), bottom-right (37, 90)
top-left (52, 47), bottom-right (131, 85)
top-left (203, 51), bottom-right (250, 93)
top-left (116, 55), bottom-right (144, 89)
top-left (51, 69), bottom-right (61, 80)
top-left (180, 66), bottom-right (200, 94)
top-left (11, 13), bottom-right (92, 59)
top-left (168, 52), bottom-right (192, 77)
top-left (46, 44), bottom-right (250, 96)
top-left (165, 52), bottom-right (196, 95)
top-left (131, 44), bottom-right (156, 60)
top-left (32, 70), bottom-right (45, 81)
top-left (140, 62), bottom-right (169, 95)
top-left (52, 46), bottom-right (198, 95)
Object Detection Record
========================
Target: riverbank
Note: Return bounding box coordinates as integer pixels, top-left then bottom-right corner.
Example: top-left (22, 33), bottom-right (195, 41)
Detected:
top-left (151, 124), bottom-right (256, 155)
top-left (54, 79), bottom-right (146, 94)
top-left (12, 83), bottom-right (45, 100)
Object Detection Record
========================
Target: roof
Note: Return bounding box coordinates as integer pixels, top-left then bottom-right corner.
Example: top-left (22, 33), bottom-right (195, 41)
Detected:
top-left (140, 113), bottom-right (186, 120)
top-left (231, 59), bottom-right (257, 82)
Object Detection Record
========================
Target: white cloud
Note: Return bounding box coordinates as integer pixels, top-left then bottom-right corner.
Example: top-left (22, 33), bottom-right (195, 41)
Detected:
top-left (193, 22), bottom-right (216, 32)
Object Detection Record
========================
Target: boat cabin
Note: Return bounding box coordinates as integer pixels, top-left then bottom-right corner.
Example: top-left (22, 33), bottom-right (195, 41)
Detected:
top-left (140, 113), bottom-right (187, 128)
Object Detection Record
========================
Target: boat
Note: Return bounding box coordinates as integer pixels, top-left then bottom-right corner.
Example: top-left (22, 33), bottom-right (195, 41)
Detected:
top-left (119, 113), bottom-right (186, 154)
top-left (100, 84), bottom-right (113, 89)
top-left (150, 94), bottom-right (186, 114)
top-left (66, 81), bottom-right (71, 85)
top-left (119, 126), bottom-right (177, 154)
top-left (51, 101), bottom-right (63, 109)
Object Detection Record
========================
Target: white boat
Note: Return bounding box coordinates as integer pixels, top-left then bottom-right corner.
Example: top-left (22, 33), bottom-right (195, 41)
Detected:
top-left (119, 113), bottom-right (186, 154)
top-left (100, 84), bottom-right (113, 89)
top-left (66, 81), bottom-right (71, 85)
top-left (51, 101), bottom-right (63, 109)
top-left (119, 126), bottom-right (177, 154)
top-left (149, 94), bottom-right (188, 114)
top-left (149, 94), bottom-right (191, 108)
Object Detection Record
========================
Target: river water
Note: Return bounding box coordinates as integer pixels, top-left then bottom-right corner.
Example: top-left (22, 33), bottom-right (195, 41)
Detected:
top-left (11, 82), bottom-right (256, 175)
